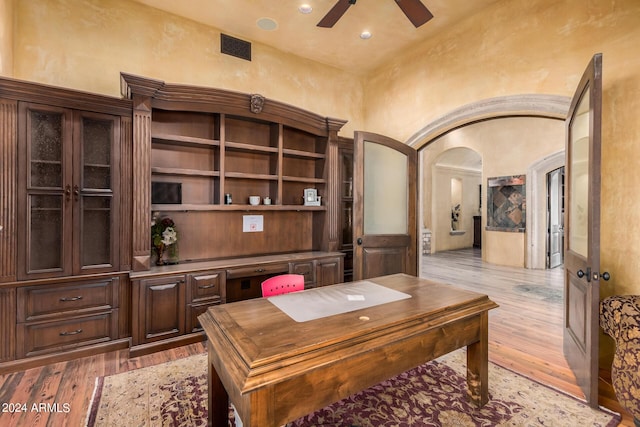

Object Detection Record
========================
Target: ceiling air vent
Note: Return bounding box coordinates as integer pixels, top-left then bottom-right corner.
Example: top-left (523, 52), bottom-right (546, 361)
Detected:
top-left (220, 34), bottom-right (251, 61)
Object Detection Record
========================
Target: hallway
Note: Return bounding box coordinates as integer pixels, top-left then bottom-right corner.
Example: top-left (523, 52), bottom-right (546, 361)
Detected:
top-left (420, 248), bottom-right (579, 396)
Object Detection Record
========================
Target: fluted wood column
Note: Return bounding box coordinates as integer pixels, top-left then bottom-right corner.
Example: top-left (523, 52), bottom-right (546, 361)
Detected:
top-left (131, 95), bottom-right (152, 271)
top-left (0, 99), bottom-right (17, 283)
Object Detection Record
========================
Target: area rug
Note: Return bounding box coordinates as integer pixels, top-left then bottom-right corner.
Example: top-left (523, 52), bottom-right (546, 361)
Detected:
top-left (85, 349), bottom-right (619, 427)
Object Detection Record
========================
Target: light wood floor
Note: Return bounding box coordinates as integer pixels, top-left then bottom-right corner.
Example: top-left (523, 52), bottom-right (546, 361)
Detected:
top-left (421, 247), bottom-right (633, 426)
top-left (0, 248), bottom-right (632, 426)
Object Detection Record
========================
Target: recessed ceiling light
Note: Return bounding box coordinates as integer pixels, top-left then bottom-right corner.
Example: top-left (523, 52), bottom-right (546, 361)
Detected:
top-left (298, 4), bottom-right (313, 14)
top-left (360, 31), bottom-right (372, 40)
top-left (257, 17), bottom-right (278, 31)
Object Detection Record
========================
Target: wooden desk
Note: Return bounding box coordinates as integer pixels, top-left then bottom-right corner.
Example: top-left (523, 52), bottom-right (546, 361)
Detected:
top-left (199, 273), bottom-right (498, 427)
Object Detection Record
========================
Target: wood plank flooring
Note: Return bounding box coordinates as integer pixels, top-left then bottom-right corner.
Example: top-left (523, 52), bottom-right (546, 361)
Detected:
top-left (0, 248), bottom-right (633, 426)
top-left (421, 247), bottom-right (633, 426)
top-left (0, 342), bottom-right (207, 427)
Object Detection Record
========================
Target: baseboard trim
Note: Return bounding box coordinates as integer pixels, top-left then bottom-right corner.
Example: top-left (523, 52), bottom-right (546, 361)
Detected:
top-left (0, 338), bottom-right (131, 375)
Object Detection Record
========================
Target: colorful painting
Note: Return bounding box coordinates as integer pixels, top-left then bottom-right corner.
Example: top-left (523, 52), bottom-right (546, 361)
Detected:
top-left (487, 175), bottom-right (526, 232)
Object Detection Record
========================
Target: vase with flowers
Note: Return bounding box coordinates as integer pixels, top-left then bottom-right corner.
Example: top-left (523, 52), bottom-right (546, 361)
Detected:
top-left (151, 212), bottom-right (178, 266)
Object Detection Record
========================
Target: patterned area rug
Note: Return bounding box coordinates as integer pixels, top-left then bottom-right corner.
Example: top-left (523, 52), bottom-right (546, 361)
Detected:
top-left (85, 349), bottom-right (619, 427)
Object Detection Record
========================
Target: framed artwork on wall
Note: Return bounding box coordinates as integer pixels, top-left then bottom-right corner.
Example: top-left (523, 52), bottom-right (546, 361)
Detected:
top-left (486, 175), bottom-right (525, 232)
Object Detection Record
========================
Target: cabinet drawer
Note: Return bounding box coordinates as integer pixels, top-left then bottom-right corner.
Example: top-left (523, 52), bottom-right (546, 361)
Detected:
top-left (17, 277), bottom-right (118, 322)
top-left (289, 261), bottom-right (315, 285)
top-left (187, 301), bottom-right (220, 333)
top-left (226, 263), bottom-right (288, 279)
top-left (188, 270), bottom-right (225, 303)
top-left (17, 312), bottom-right (115, 358)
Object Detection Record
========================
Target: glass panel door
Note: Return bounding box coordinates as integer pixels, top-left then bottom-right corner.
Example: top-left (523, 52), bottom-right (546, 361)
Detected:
top-left (82, 116), bottom-right (113, 190)
top-left (77, 114), bottom-right (117, 270)
top-left (568, 90), bottom-right (590, 258)
top-left (363, 141), bottom-right (408, 234)
top-left (81, 196), bottom-right (112, 266)
top-left (24, 106), bottom-right (72, 275)
top-left (29, 110), bottom-right (64, 188)
top-left (29, 194), bottom-right (63, 271)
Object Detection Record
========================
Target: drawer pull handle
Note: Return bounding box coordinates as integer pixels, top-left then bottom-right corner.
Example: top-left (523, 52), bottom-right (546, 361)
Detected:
top-left (255, 268), bottom-right (265, 273)
top-left (199, 284), bottom-right (216, 289)
top-left (60, 296), bottom-right (83, 302)
top-left (59, 329), bottom-right (83, 336)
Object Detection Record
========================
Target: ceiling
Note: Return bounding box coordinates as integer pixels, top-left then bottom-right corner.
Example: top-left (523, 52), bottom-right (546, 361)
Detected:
top-left (131, 0), bottom-right (503, 74)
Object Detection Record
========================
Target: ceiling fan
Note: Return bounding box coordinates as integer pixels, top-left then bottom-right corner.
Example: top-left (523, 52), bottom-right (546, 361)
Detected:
top-left (317, 0), bottom-right (434, 28)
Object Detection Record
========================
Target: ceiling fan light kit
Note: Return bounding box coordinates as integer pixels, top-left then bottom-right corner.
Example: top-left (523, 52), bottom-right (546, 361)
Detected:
top-left (317, 0), bottom-right (433, 29)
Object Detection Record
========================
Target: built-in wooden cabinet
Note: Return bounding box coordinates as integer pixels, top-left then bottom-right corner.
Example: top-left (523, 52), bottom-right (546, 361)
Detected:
top-left (17, 103), bottom-right (122, 280)
top-left (186, 270), bottom-right (225, 333)
top-left (130, 252), bottom-right (343, 355)
top-left (316, 256), bottom-right (344, 287)
top-left (133, 274), bottom-right (186, 345)
top-left (0, 74), bottom-right (349, 371)
top-left (16, 276), bottom-right (120, 358)
top-left (121, 73), bottom-right (347, 270)
top-left (0, 77), bottom-right (132, 371)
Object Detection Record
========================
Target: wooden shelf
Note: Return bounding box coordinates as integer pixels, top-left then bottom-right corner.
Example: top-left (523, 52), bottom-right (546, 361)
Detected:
top-left (151, 203), bottom-right (326, 212)
top-left (282, 176), bottom-right (325, 184)
top-left (152, 133), bottom-right (220, 148)
top-left (225, 172), bottom-right (278, 181)
top-left (283, 148), bottom-right (325, 159)
top-left (225, 141), bottom-right (278, 153)
top-left (151, 167), bottom-right (219, 177)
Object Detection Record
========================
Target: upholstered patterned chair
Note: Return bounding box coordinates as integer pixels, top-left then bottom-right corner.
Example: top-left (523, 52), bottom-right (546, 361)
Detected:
top-left (600, 295), bottom-right (640, 427)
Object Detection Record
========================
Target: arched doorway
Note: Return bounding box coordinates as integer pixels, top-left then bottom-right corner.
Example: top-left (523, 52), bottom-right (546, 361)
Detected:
top-left (430, 147), bottom-right (482, 254)
top-left (411, 94), bottom-right (570, 269)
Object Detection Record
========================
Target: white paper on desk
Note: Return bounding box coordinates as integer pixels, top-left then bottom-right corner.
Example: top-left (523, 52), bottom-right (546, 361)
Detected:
top-left (268, 281), bottom-right (411, 322)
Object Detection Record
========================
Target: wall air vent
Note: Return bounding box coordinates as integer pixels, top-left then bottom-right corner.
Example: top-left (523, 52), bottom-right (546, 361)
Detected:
top-left (220, 34), bottom-right (252, 61)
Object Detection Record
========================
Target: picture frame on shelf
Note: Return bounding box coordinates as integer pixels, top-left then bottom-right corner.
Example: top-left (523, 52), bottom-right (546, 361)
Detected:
top-left (303, 188), bottom-right (321, 206)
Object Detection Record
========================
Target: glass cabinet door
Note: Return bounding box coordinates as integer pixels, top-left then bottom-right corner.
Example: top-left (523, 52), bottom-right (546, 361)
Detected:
top-left (75, 112), bottom-right (119, 271)
top-left (22, 104), bottom-right (73, 276)
top-left (19, 105), bottom-right (119, 279)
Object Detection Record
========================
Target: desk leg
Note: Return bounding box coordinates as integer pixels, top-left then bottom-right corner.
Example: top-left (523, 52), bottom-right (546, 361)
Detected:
top-left (208, 345), bottom-right (229, 427)
top-left (466, 311), bottom-right (489, 407)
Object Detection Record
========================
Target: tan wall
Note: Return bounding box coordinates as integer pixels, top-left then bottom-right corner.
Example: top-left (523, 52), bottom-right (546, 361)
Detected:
top-left (0, 0), bottom-right (13, 75)
top-left (10, 0), bottom-right (364, 137)
top-left (365, 0), bottom-right (640, 294)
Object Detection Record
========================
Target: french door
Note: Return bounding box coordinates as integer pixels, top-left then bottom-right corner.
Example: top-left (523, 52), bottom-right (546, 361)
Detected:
top-left (352, 131), bottom-right (417, 280)
top-left (563, 53), bottom-right (604, 407)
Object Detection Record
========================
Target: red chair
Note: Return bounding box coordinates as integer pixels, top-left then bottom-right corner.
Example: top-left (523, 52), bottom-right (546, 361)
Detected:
top-left (261, 274), bottom-right (305, 297)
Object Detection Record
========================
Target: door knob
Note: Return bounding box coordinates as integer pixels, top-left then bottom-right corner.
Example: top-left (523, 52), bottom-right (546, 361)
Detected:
top-left (357, 237), bottom-right (363, 245)
top-left (601, 272), bottom-right (611, 281)
top-left (577, 269), bottom-right (585, 278)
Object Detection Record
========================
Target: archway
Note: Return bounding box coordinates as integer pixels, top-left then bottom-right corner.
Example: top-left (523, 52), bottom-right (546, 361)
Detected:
top-left (411, 94), bottom-right (571, 269)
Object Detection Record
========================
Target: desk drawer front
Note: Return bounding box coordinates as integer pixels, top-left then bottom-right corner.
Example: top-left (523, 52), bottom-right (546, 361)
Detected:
top-left (226, 263), bottom-right (288, 279)
top-left (188, 271), bottom-right (224, 303)
top-left (18, 277), bottom-right (118, 321)
top-left (17, 312), bottom-right (115, 358)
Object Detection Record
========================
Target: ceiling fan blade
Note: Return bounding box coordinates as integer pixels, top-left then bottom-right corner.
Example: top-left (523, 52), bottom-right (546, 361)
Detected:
top-left (395, 0), bottom-right (434, 28)
top-left (317, 0), bottom-right (353, 28)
